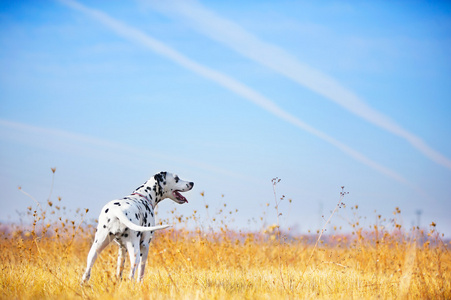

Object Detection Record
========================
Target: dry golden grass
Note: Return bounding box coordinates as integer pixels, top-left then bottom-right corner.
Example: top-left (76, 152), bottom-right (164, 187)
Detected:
top-left (1, 175), bottom-right (450, 299)
top-left (1, 221), bottom-right (450, 299)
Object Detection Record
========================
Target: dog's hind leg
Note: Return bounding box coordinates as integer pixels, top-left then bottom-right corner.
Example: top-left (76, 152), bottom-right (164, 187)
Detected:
top-left (137, 232), bottom-right (153, 281)
top-left (125, 240), bottom-right (141, 280)
top-left (81, 232), bottom-right (111, 284)
top-left (116, 245), bottom-right (126, 279)
top-left (137, 243), bottom-right (150, 281)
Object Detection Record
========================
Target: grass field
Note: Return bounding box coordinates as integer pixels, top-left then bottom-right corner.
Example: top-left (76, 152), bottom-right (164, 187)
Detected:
top-left (1, 179), bottom-right (450, 299)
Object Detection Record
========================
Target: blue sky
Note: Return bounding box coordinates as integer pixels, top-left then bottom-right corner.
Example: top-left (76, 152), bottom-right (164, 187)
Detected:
top-left (1, 0), bottom-right (450, 236)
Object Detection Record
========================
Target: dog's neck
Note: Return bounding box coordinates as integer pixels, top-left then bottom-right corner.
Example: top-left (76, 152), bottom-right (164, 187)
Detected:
top-left (132, 178), bottom-right (164, 208)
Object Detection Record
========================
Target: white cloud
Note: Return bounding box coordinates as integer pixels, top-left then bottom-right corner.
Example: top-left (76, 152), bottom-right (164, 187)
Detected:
top-left (144, 0), bottom-right (451, 171)
top-left (56, 0), bottom-right (425, 193)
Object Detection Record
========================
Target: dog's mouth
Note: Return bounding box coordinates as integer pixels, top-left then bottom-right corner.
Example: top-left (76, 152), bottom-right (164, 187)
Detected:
top-left (173, 190), bottom-right (188, 203)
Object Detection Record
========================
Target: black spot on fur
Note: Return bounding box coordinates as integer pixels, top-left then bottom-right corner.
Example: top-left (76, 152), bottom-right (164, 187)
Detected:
top-left (122, 233), bottom-right (128, 238)
top-left (134, 184), bottom-right (145, 191)
top-left (109, 232), bottom-right (113, 235)
top-left (105, 208), bottom-right (109, 213)
top-left (114, 202), bottom-right (121, 206)
top-left (103, 225), bottom-right (106, 228)
top-left (107, 218), bottom-right (110, 223)
top-left (136, 232), bottom-right (141, 237)
top-left (135, 213), bottom-right (139, 220)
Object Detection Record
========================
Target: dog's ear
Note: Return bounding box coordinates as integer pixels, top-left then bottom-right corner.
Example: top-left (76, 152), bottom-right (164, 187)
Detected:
top-left (154, 173), bottom-right (162, 182)
top-left (154, 172), bottom-right (167, 186)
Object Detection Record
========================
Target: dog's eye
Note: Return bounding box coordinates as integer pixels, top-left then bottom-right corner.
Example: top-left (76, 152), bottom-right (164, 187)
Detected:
top-left (174, 176), bottom-right (180, 183)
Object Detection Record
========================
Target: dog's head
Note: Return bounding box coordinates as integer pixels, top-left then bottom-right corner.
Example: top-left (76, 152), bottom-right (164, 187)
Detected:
top-left (154, 172), bottom-right (194, 204)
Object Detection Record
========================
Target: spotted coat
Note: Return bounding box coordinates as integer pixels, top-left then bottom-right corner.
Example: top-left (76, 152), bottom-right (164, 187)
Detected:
top-left (81, 172), bottom-right (194, 283)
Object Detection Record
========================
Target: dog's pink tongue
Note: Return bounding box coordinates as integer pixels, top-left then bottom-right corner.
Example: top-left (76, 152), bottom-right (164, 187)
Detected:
top-left (174, 191), bottom-right (188, 202)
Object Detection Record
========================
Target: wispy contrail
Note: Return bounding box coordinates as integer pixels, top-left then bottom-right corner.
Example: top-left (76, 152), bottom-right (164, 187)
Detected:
top-left (0, 119), bottom-right (247, 180)
top-left (144, 0), bottom-right (451, 171)
top-left (58, 0), bottom-right (414, 187)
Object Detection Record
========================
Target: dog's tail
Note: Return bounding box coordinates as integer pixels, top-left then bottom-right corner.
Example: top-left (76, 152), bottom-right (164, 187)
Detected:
top-left (114, 208), bottom-right (171, 232)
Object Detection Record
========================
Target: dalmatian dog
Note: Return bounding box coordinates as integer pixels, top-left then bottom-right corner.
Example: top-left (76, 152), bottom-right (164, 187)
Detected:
top-left (81, 172), bottom-right (194, 283)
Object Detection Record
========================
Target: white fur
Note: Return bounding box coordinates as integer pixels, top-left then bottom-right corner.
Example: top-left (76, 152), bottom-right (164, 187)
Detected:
top-left (81, 172), bottom-right (193, 283)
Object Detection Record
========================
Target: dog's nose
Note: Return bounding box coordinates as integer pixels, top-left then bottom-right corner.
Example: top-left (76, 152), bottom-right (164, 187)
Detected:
top-left (189, 182), bottom-right (194, 188)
